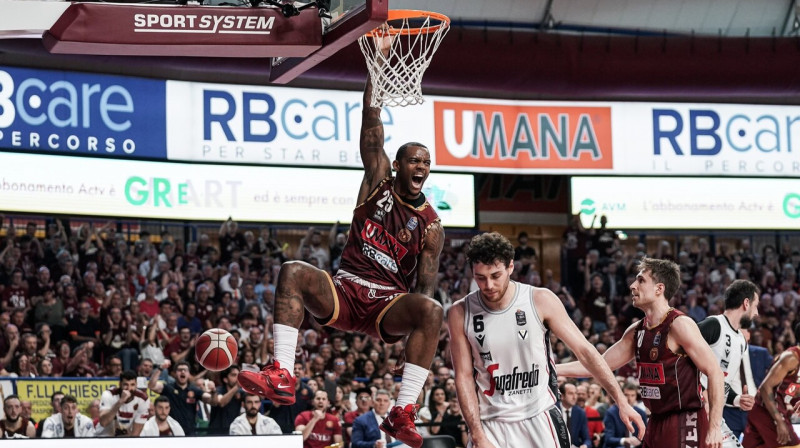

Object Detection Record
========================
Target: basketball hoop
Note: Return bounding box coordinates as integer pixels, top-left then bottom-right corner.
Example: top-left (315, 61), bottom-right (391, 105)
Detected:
top-left (358, 10), bottom-right (450, 107)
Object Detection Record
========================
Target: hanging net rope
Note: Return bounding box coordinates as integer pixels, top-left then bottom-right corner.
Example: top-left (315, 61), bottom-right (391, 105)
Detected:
top-left (358, 10), bottom-right (450, 108)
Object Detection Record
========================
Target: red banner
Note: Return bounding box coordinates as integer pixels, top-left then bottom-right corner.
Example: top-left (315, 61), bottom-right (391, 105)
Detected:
top-left (434, 101), bottom-right (613, 171)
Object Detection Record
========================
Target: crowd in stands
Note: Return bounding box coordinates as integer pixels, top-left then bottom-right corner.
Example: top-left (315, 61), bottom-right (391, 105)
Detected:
top-left (0, 213), bottom-right (799, 446)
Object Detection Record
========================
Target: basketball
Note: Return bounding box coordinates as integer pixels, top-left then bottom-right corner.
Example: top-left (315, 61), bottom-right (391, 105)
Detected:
top-left (195, 329), bottom-right (238, 371)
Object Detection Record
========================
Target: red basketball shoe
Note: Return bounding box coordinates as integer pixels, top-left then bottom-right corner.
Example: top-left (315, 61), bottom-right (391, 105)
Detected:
top-left (380, 404), bottom-right (423, 448)
top-left (237, 360), bottom-right (296, 405)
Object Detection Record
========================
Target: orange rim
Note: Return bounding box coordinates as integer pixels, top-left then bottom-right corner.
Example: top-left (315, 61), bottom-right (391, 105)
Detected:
top-left (365, 9), bottom-right (450, 37)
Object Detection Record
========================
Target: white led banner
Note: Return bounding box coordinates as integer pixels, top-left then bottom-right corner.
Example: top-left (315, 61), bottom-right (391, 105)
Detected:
top-left (571, 176), bottom-right (800, 230)
top-left (0, 152), bottom-right (475, 227)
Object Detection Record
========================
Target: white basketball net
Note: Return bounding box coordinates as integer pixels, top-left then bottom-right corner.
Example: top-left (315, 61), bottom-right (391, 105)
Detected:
top-left (358, 14), bottom-right (449, 108)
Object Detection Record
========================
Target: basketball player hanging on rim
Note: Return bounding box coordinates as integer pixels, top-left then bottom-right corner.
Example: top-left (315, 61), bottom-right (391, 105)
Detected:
top-left (448, 232), bottom-right (645, 448)
top-left (559, 258), bottom-right (724, 448)
top-left (237, 28), bottom-right (445, 448)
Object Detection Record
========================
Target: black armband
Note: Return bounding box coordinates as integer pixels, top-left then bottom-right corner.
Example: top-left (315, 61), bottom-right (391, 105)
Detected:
top-left (724, 383), bottom-right (738, 406)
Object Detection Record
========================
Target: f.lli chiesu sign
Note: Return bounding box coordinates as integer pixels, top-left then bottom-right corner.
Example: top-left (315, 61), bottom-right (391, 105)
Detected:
top-left (7, 377), bottom-right (158, 422)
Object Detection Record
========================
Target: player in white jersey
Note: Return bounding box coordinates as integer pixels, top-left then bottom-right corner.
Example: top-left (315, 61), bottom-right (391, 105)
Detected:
top-left (447, 232), bottom-right (645, 448)
top-left (41, 395), bottom-right (96, 438)
top-left (698, 279), bottom-right (760, 447)
top-left (97, 370), bottom-right (149, 437)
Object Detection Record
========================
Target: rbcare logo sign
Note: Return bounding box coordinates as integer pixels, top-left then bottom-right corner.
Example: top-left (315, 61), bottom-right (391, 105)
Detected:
top-left (433, 100), bottom-right (613, 173)
top-left (165, 81), bottom-right (431, 168)
top-left (614, 102), bottom-right (800, 177)
top-left (0, 66), bottom-right (167, 158)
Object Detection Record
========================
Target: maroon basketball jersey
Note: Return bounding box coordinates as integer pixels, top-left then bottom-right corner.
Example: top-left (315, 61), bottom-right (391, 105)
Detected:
top-left (1, 417), bottom-right (30, 438)
top-left (755, 345), bottom-right (800, 411)
top-left (338, 177), bottom-right (440, 291)
top-left (635, 308), bottom-right (703, 415)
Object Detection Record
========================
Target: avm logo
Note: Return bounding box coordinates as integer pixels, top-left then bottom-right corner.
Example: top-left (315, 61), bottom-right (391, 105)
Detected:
top-left (579, 198), bottom-right (625, 215)
top-left (580, 198), bottom-right (596, 215)
top-left (652, 108), bottom-right (800, 156)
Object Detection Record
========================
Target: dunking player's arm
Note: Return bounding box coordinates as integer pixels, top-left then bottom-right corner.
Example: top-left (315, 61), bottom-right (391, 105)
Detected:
top-left (358, 79), bottom-right (391, 203)
top-left (756, 349), bottom-right (799, 445)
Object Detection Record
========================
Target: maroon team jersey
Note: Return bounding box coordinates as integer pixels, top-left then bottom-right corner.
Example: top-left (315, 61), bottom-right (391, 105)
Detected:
top-left (338, 177), bottom-right (440, 291)
top-left (755, 346), bottom-right (800, 412)
top-left (2, 286), bottom-right (29, 309)
top-left (1, 417), bottom-right (30, 438)
top-left (635, 308), bottom-right (704, 415)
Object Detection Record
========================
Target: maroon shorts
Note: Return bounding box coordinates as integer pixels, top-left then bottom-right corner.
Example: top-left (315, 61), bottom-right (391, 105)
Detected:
top-left (644, 408), bottom-right (708, 448)
top-left (742, 402), bottom-right (800, 448)
top-left (318, 271), bottom-right (407, 343)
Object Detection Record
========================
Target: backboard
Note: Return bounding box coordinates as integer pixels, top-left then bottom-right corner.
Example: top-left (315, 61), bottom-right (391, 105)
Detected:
top-left (0, 0), bottom-right (387, 84)
top-left (269, 0), bottom-right (388, 83)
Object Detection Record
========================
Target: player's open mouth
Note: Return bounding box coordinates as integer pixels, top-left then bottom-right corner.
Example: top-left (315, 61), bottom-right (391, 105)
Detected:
top-left (411, 175), bottom-right (424, 188)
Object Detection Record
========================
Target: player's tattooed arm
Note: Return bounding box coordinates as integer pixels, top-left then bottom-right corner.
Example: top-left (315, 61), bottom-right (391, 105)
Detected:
top-left (414, 221), bottom-right (444, 298)
top-left (758, 350), bottom-right (799, 444)
top-left (358, 78), bottom-right (392, 204)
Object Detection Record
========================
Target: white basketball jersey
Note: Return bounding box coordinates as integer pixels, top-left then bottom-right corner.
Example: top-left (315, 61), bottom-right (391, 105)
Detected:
top-left (702, 315), bottom-right (755, 398)
top-left (463, 281), bottom-right (558, 421)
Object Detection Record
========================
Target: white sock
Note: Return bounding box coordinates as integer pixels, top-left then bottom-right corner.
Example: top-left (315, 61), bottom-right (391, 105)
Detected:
top-left (273, 323), bottom-right (299, 377)
top-left (395, 362), bottom-right (429, 408)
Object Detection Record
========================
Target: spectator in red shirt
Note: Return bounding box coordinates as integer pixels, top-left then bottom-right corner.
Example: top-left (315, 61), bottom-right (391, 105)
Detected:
top-left (51, 340), bottom-right (80, 377)
top-left (164, 326), bottom-right (195, 365)
top-left (139, 282), bottom-right (160, 319)
top-left (576, 383), bottom-right (604, 444)
top-left (294, 390), bottom-right (342, 448)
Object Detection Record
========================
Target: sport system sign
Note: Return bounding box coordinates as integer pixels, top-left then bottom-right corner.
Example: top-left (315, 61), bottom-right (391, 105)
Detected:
top-left (132, 12), bottom-right (276, 35)
top-left (43, 3), bottom-right (322, 57)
